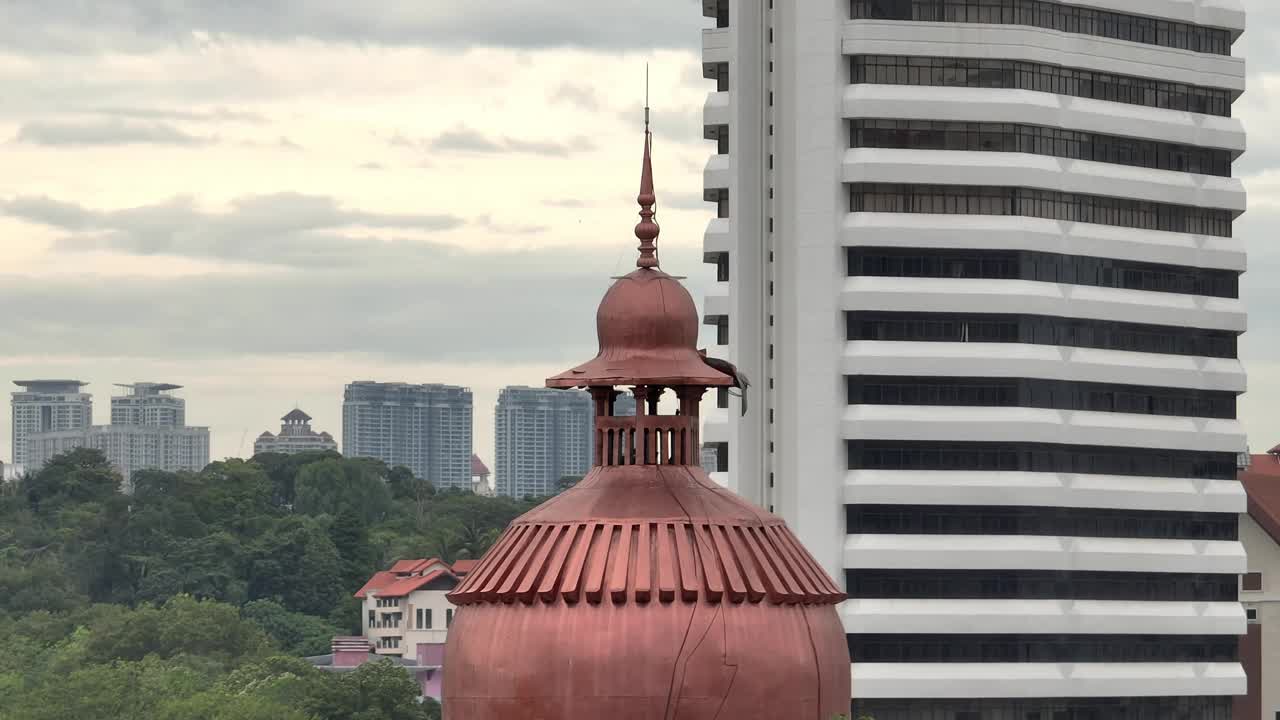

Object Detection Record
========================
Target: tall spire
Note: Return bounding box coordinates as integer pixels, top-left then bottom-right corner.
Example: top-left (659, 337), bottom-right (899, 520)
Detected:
top-left (635, 65), bottom-right (659, 269)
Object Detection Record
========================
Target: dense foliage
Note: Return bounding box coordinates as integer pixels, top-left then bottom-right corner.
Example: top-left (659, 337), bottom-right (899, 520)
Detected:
top-left (0, 448), bottom-right (540, 719)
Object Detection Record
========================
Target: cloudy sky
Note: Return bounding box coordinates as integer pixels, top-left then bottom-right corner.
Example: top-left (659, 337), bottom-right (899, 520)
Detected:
top-left (1, 1), bottom-right (1278, 466)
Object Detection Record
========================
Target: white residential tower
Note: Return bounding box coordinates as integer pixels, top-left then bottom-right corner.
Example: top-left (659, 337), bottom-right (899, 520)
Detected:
top-left (700, 0), bottom-right (1248, 715)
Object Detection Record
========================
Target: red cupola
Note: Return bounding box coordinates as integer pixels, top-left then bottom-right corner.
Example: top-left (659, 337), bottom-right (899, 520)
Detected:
top-left (442, 116), bottom-right (851, 719)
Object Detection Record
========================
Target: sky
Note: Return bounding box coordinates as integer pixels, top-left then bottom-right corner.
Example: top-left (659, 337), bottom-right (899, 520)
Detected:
top-left (0, 1), bottom-right (1278, 467)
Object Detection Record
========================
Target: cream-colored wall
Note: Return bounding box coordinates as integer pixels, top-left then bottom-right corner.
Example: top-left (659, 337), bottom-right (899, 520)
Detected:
top-left (1239, 514), bottom-right (1280, 716)
top-left (403, 589), bottom-right (456, 654)
top-left (362, 594), bottom-right (406, 655)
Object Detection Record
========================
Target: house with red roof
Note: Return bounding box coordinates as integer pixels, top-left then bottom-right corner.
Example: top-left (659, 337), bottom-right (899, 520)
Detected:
top-left (470, 454), bottom-right (493, 496)
top-left (346, 557), bottom-right (469, 700)
top-left (1237, 448), bottom-right (1280, 720)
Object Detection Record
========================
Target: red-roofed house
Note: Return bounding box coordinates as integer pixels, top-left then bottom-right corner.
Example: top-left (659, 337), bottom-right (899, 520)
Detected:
top-left (351, 558), bottom-right (465, 700)
top-left (471, 454), bottom-right (493, 496)
top-left (1238, 450), bottom-right (1280, 720)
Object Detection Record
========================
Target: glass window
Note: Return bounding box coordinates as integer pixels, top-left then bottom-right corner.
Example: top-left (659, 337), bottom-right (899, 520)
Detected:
top-left (846, 504), bottom-right (1238, 539)
top-left (849, 633), bottom-right (1237, 663)
top-left (850, 56), bottom-right (1234, 117)
top-left (847, 440), bottom-right (1239, 479)
top-left (846, 569), bottom-right (1239, 601)
top-left (850, 119), bottom-right (1233, 177)
top-left (850, 183), bottom-right (1233, 238)
top-left (847, 246), bottom-right (1239, 297)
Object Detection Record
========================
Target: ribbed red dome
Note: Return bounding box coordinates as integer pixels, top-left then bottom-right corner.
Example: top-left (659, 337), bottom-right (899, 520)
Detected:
top-left (443, 117), bottom-right (850, 720)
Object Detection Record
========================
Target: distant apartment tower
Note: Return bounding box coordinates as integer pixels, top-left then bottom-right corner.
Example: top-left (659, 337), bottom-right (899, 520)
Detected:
top-left (111, 382), bottom-right (185, 427)
top-left (11, 380), bottom-right (93, 466)
top-left (342, 382), bottom-right (473, 490)
top-left (612, 391), bottom-right (637, 417)
top-left (255, 409), bottom-right (338, 456)
top-left (494, 387), bottom-right (592, 498)
top-left (27, 382), bottom-right (209, 491)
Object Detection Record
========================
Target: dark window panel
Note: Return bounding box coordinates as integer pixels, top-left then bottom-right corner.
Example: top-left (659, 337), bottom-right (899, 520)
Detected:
top-left (845, 569), bottom-right (1239, 601)
top-left (849, 183), bottom-right (1234, 238)
top-left (850, 55), bottom-right (1233, 117)
top-left (850, 119), bottom-right (1234, 177)
top-left (852, 696), bottom-right (1233, 720)
top-left (846, 311), bottom-right (1239, 359)
top-left (846, 375), bottom-right (1238, 419)
top-left (850, 0), bottom-right (1233, 56)
top-left (847, 246), bottom-right (1240, 298)
top-left (846, 504), bottom-right (1239, 540)
top-left (846, 440), bottom-right (1239, 479)
top-left (848, 633), bottom-right (1238, 663)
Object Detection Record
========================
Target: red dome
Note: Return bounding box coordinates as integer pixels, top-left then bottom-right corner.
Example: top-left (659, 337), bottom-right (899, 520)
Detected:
top-left (443, 117), bottom-right (850, 720)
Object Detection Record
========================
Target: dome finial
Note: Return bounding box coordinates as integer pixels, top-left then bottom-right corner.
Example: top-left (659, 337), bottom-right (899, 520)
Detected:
top-left (635, 64), bottom-right (659, 269)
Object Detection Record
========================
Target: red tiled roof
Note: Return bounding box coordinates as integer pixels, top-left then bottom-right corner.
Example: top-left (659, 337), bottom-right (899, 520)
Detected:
top-left (471, 454), bottom-right (490, 477)
top-left (355, 558), bottom-right (453, 598)
top-left (1240, 453), bottom-right (1280, 547)
top-left (375, 568), bottom-right (458, 598)
top-left (451, 559), bottom-right (479, 576)
top-left (353, 571), bottom-right (396, 599)
top-left (389, 558), bottom-right (432, 574)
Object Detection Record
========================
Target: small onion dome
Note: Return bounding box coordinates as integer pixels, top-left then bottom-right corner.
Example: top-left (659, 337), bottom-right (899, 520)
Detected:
top-left (547, 267), bottom-right (732, 389)
top-left (547, 123), bottom-right (732, 390)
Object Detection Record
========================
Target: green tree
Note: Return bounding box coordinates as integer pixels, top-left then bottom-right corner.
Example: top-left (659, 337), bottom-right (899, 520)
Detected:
top-left (247, 516), bottom-right (343, 616)
top-left (22, 448), bottom-right (120, 513)
top-left (295, 459), bottom-right (393, 526)
top-left (330, 508), bottom-right (380, 594)
top-left (241, 599), bottom-right (341, 656)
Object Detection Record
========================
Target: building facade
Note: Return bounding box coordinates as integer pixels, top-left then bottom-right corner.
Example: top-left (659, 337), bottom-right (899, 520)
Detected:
top-left (1239, 449), bottom-right (1280, 720)
top-left (342, 382), bottom-right (473, 490)
top-left (254, 409), bottom-right (337, 456)
top-left (11, 380), bottom-right (92, 467)
top-left (26, 382), bottom-right (209, 491)
top-left (111, 382), bottom-right (185, 427)
top-left (493, 386), bottom-right (592, 499)
top-left (352, 558), bottom-right (471, 701)
top-left (700, 0), bottom-right (1248, 713)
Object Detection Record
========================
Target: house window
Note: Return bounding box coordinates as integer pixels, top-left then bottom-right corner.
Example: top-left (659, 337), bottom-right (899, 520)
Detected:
top-left (1246, 608), bottom-right (1258, 622)
top-left (416, 608), bottom-right (424, 629)
top-left (1243, 572), bottom-right (1264, 592)
top-left (425, 608), bottom-right (433, 629)
top-left (368, 610), bottom-right (375, 628)
top-left (447, 609), bottom-right (455, 628)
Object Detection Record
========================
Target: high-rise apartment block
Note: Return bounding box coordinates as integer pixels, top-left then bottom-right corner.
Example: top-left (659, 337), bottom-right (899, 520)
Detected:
top-left (25, 382), bottom-right (209, 491)
top-left (701, 0), bottom-right (1248, 714)
top-left (493, 386), bottom-right (592, 498)
top-left (342, 382), bottom-right (473, 490)
top-left (254, 409), bottom-right (338, 456)
top-left (11, 380), bottom-right (92, 466)
top-left (111, 382), bottom-right (185, 427)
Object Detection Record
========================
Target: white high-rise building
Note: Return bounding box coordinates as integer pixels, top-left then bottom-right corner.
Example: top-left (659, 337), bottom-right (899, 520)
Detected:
top-left (700, 1), bottom-right (1248, 716)
top-left (342, 382), bottom-right (473, 490)
top-left (493, 386), bottom-right (592, 499)
top-left (111, 382), bottom-right (186, 427)
top-left (10, 380), bottom-right (93, 467)
top-left (26, 382), bottom-right (209, 491)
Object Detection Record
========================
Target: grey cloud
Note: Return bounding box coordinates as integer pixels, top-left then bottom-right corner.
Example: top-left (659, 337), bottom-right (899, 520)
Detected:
top-left (551, 83), bottom-right (602, 111)
top-left (80, 106), bottom-right (265, 124)
top-left (14, 119), bottom-right (214, 147)
top-left (3, 193), bottom-right (466, 266)
top-left (544, 198), bottom-right (586, 208)
top-left (0, 236), bottom-right (711, 363)
top-left (476, 214), bottom-right (549, 236)
top-left (428, 128), bottom-right (595, 156)
top-left (0, 1), bottom-right (707, 54)
top-left (618, 102), bottom-right (706, 149)
top-left (659, 191), bottom-right (713, 211)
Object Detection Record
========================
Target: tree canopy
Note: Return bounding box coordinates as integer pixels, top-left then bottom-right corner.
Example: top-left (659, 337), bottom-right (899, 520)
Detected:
top-left (0, 448), bottom-right (537, 719)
